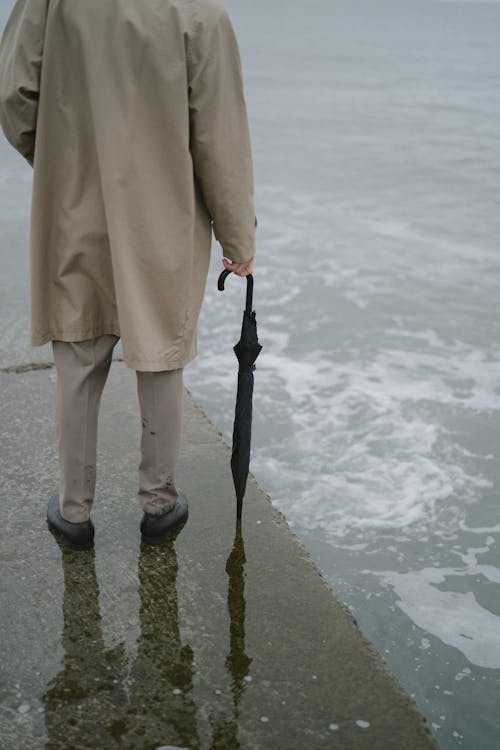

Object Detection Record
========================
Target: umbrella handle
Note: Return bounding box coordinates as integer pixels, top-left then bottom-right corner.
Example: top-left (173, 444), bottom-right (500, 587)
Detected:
top-left (217, 270), bottom-right (254, 314)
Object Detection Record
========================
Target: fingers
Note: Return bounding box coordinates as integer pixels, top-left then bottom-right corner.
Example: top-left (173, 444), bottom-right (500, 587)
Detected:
top-left (231, 264), bottom-right (251, 277)
top-left (222, 257), bottom-right (254, 277)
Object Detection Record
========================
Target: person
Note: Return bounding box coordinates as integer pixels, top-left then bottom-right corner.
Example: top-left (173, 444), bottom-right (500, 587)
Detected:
top-left (0, 0), bottom-right (256, 549)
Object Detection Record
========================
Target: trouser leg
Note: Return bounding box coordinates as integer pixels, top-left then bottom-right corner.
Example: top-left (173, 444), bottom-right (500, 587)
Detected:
top-left (136, 368), bottom-right (184, 516)
top-left (52, 335), bottom-right (119, 523)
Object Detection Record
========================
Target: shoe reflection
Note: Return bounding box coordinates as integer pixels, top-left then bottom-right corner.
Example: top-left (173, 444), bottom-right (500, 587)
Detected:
top-left (43, 540), bottom-right (199, 750)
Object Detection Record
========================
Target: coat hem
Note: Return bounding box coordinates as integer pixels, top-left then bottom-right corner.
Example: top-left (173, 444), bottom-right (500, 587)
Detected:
top-left (122, 350), bottom-right (197, 372)
top-left (31, 322), bottom-right (121, 346)
top-left (31, 324), bottom-right (198, 371)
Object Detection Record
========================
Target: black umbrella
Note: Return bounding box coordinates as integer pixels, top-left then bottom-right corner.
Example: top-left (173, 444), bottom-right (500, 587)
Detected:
top-left (218, 271), bottom-right (262, 520)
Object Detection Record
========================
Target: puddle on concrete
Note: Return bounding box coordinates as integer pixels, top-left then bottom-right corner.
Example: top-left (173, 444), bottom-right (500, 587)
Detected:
top-left (0, 368), bottom-right (436, 749)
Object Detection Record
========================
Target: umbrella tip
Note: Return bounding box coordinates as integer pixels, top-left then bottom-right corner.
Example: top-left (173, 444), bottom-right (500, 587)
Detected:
top-left (236, 498), bottom-right (243, 521)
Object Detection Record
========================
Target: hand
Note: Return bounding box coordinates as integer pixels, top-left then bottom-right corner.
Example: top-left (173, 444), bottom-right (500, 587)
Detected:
top-left (222, 257), bottom-right (254, 277)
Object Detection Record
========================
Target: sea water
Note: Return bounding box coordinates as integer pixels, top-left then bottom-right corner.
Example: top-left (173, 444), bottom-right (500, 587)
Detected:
top-left (185, 1), bottom-right (500, 748)
top-left (1, 0), bottom-right (499, 748)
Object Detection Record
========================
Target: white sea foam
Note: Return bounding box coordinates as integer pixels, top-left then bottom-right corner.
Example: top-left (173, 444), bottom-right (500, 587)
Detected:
top-left (459, 523), bottom-right (500, 534)
top-left (371, 556), bottom-right (500, 668)
top-left (239, 338), bottom-right (494, 537)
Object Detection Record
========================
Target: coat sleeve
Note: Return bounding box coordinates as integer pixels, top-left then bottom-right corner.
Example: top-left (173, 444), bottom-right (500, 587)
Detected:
top-left (0, 0), bottom-right (48, 167)
top-left (187, 4), bottom-right (256, 264)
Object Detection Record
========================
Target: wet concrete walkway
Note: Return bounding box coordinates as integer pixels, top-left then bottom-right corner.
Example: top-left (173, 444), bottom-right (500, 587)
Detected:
top-left (0, 361), bottom-right (438, 749)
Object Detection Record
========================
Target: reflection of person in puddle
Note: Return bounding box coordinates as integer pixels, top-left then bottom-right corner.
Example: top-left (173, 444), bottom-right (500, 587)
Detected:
top-left (127, 542), bottom-right (199, 749)
top-left (43, 545), bottom-right (129, 748)
top-left (43, 539), bottom-right (199, 749)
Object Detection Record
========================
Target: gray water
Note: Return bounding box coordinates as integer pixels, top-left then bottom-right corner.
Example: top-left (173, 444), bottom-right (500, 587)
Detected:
top-left (1, 0), bottom-right (499, 748)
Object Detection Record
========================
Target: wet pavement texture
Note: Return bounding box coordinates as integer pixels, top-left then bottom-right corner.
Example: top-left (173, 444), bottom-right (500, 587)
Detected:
top-left (0, 363), bottom-right (438, 749)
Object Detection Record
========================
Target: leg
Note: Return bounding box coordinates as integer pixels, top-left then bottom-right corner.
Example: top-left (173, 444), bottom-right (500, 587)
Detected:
top-left (136, 368), bottom-right (184, 516)
top-left (52, 335), bottom-right (119, 523)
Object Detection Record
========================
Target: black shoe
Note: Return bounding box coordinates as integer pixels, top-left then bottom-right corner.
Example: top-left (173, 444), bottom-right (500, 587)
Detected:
top-left (47, 492), bottom-right (95, 551)
top-left (140, 492), bottom-right (189, 545)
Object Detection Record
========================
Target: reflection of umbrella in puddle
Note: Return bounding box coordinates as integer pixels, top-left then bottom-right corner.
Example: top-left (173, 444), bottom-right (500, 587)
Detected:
top-left (218, 271), bottom-right (262, 520)
top-left (225, 523), bottom-right (252, 712)
top-left (209, 523), bottom-right (252, 749)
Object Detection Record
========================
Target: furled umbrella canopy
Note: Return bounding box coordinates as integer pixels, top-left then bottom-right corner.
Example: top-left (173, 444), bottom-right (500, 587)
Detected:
top-left (218, 271), bottom-right (262, 520)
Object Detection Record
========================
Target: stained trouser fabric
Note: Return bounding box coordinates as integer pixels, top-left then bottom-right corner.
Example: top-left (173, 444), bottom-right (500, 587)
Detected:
top-left (52, 335), bottom-right (183, 524)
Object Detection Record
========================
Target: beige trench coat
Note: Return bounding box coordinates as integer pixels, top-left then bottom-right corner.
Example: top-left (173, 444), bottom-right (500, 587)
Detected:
top-left (0, 0), bottom-right (256, 370)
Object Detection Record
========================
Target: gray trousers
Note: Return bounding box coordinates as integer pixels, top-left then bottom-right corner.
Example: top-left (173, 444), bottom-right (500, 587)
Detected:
top-left (52, 335), bottom-right (183, 523)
